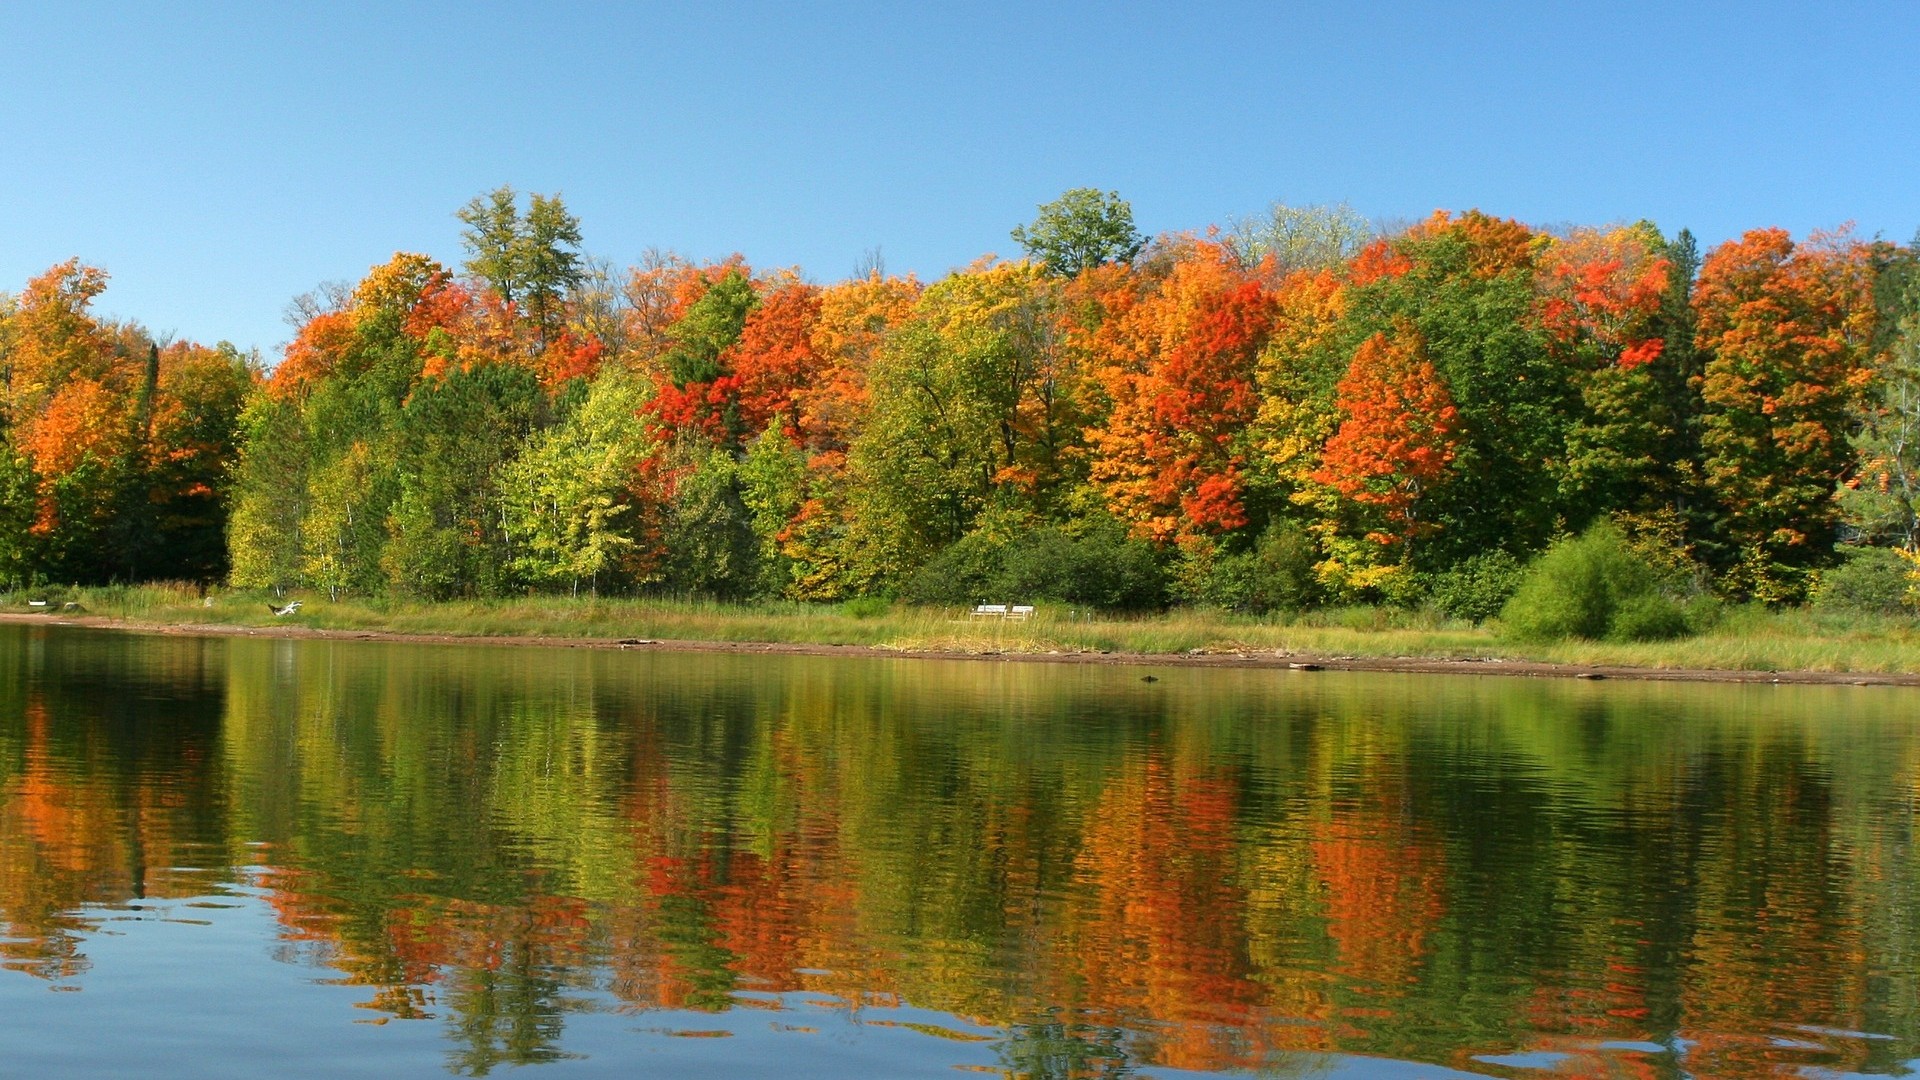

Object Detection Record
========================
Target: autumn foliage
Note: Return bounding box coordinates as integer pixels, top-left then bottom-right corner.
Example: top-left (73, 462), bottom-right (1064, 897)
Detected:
top-left (1310, 328), bottom-right (1459, 549)
top-left (0, 260), bottom-right (256, 583)
top-left (1086, 243), bottom-right (1271, 543)
top-left (3, 192), bottom-right (1909, 606)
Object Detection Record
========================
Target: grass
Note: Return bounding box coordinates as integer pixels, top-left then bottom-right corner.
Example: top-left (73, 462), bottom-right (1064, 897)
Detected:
top-left (5, 583), bottom-right (1919, 676)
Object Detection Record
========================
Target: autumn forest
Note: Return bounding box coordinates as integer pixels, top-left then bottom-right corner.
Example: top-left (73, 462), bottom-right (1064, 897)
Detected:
top-left (3, 188), bottom-right (1917, 616)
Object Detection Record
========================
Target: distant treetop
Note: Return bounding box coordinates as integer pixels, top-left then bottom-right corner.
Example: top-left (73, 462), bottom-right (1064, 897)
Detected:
top-left (1010, 188), bottom-right (1144, 277)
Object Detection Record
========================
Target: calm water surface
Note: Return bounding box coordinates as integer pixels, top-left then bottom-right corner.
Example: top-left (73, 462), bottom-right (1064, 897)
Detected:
top-left (2, 624), bottom-right (1918, 1078)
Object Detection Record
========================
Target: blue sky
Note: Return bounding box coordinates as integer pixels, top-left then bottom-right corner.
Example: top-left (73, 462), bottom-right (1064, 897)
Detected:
top-left (3, 2), bottom-right (1915, 359)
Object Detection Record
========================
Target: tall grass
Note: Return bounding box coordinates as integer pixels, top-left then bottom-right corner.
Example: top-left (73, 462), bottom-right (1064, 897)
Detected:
top-left (6, 584), bottom-right (1918, 675)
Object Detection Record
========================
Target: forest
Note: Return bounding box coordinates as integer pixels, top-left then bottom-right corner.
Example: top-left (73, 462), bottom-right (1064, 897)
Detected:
top-left (2, 188), bottom-right (1917, 624)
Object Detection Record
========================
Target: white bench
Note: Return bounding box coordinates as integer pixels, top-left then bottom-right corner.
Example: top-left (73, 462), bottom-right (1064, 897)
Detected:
top-left (968, 604), bottom-right (1036, 621)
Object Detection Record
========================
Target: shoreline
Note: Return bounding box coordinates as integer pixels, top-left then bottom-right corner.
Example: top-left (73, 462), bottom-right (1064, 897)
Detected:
top-left (5, 611), bottom-right (1916, 688)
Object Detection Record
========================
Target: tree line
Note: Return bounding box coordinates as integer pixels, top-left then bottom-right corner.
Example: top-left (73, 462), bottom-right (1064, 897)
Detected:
top-left (2, 187), bottom-right (1916, 612)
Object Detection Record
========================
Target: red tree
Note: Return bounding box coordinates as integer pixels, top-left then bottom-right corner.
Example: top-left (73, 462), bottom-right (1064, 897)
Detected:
top-left (1310, 328), bottom-right (1460, 549)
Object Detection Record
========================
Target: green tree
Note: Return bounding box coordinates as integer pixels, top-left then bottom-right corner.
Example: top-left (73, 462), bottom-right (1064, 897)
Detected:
top-left (736, 422), bottom-right (808, 595)
top-left (0, 450), bottom-right (40, 587)
top-left (521, 193), bottom-right (586, 346)
top-left (1845, 293), bottom-right (1920, 552)
top-left (226, 395), bottom-right (309, 594)
top-left (383, 362), bottom-right (541, 598)
top-left (663, 269), bottom-right (758, 388)
top-left (299, 441), bottom-right (389, 600)
top-left (457, 186), bottom-right (526, 305)
top-left (846, 261), bottom-right (1073, 580)
top-left (498, 370), bottom-right (654, 594)
top-left (1343, 212), bottom-right (1575, 567)
top-left (457, 187), bottom-right (587, 345)
top-left (661, 447), bottom-right (758, 599)
top-left (1546, 224), bottom-right (1700, 536)
top-left (1010, 188), bottom-right (1144, 277)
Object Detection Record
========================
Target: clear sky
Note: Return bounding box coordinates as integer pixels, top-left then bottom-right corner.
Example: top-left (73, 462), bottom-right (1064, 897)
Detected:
top-left (3, 1), bottom-right (1916, 360)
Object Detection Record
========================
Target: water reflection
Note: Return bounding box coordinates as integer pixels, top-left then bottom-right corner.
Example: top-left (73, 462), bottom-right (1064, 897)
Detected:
top-left (1, 624), bottom-right (1918, 1077)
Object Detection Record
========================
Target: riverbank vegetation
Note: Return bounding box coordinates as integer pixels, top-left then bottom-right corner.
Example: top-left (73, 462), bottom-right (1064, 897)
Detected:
top-left (1, 189), bottom-right (1917, 653)
top-left (11, 582), bottom-right (1920, 676)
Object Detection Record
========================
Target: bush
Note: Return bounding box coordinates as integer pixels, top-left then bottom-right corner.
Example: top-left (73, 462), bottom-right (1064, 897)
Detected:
top-left (1611, 592), bottom-right (1691, 641)
top-left (1184, 523), bottom-right (1323, 614)
top-left (902, 518), bottom-right (1165, 610)
top-left (901, 531), bottom-right (1003, 605)
top-left (1425, 551), bottom-right (1523, 624)
top-left (1499, 522), bottom-right (1690, 643)
top-left (839, 596), bottom-right (892, 619)
top-left (1813, 546), bottom-right (1915, 616)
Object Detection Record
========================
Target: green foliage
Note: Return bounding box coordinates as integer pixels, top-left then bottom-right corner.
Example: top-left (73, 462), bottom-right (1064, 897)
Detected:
top-left (837, 596), bottom-right (892, 619)
top-left (1813, 546), bottom-right (1916, 616)
top-left (1182, 523), bottom-right (1323, 613)
top-left (1610, 591), bottom-right (1693, 641)
top-left (1425, 550), bottom-right (1523, 624)
top-left (457, 187), bottom-right (525, 303)
top-left (1392, 235), bottom-right (1573, 562)
top-left (661, 448), bottom-right (759, 599)
top-left (665, 270), bottom-right (758, 387)
top-left (902, 516), bottom-right (1164, 610)
top-left (225, 395), bottom-right (308, 593)
top-left (0, 451), bottom-right (40, 588)
top-left (737, 424), bottom-right (808, 595)
top-left (850, 322), bottom-right (1005, 561)
top-left (498, 370), bottom-right (654, 595)
top-left (384, 362), bottom-right (541, 598)
top-left (38, 458), bottom-right (125, 585)
top-left (457, 186), bottom-right (585, 342)
top-left (520, 193), bottom-right (585, 343)
top-left (1009, 188), bottom-right (1144, 277)
top-left (1499, 522), bottom-right (1691, 642)
top-left (1843, 306), bottom-right (1920, 552)
top-left (302, 441), bottom-right (392, 600)
top-left (381, 483), bottom-right (466, 600)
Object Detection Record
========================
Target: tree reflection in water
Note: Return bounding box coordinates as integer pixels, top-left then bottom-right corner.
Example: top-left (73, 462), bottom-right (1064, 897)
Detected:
top-left (1, 625), bottom-right (1917, 1078)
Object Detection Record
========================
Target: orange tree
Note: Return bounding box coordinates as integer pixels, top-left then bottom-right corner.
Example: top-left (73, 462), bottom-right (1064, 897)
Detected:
top-left (1692, 228), bottom-right (1878, 599)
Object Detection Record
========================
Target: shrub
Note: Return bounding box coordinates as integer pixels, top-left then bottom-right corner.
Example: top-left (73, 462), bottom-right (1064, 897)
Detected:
top-left (1426, 551), bottom-right (1523, 624)
top-left (901, 518), bottom-right (1165, 610)
top-left (901, 531), bottom-right (1002, 604)
top-left (839, 596), bottom-right (892, 619)
top-left (1499, 522), bottom-right (1690, 642)
top-left (1813, 546), bottom-right (1916, 616)
top-left (1184, 523), bottom-right (1323, 614)
top-left (1611, 592), bottom-right (1691, 641)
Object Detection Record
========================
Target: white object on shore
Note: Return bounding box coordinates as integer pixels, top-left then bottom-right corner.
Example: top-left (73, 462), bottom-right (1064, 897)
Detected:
top-left (968, 603), bottom-right (1036, 621)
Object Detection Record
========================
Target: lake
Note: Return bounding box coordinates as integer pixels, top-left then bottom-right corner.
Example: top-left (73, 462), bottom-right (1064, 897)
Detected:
top-left (1, 623), bottom-right (1916, 1078)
